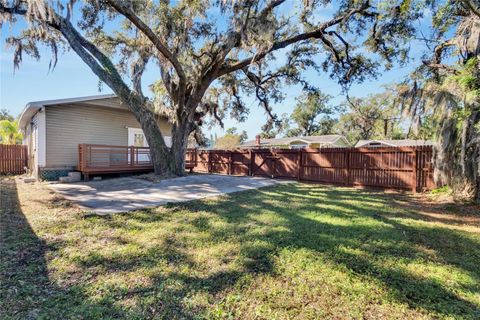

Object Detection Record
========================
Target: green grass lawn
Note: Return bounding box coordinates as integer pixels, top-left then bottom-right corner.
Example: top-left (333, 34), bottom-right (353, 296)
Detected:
top-left (1, 178), bottom-right (479, 319)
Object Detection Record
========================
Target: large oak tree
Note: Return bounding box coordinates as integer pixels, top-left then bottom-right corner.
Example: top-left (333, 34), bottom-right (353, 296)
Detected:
top-left (397, 0), bottom-right (480, 201)
top-left (1, 0), bottom-right (421, 176)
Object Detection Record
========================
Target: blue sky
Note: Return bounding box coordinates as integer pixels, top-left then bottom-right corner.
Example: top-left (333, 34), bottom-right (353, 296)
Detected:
top-left (0, 3), bottom-right (429, 141)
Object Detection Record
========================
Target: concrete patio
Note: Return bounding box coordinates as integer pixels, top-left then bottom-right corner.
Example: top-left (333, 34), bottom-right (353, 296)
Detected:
top-left (49, 174), bottom-right (292, 214)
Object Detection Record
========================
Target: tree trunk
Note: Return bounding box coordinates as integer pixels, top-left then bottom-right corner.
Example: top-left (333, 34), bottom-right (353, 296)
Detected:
top-left (125, 96), bottom-right (177, 176)
top-left (170, 120), bottom-right (191, 176)
top-left (136, 113), bottom-right (192, 177)
top-left (433, 114), bottom-right (457, 187)
top-left (461, 107), bottom-right (480, 202)
top-left (434, 107), bottom-right (480, 202)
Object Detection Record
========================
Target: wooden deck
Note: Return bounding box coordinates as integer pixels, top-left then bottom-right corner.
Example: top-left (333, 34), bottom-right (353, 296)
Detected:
top-left (77, 144), bottom-right (197, 180)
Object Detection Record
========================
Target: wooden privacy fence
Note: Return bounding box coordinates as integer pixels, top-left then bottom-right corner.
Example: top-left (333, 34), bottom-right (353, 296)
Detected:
top-left (186, 146), bottom-right (435, 192)
top-left (0, 144), bottom-right (28, 175)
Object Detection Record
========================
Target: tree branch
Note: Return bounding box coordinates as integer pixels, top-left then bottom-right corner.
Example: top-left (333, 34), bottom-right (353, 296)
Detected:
top-left (158, 61), bottom-right (175, 99)
top-left (105, 0), bottom-right (187, 106)
top-left (218, 2), bottom-right (370, 76)
top-left (423, 62), bottom-right (460, 75)
top-left (243, 69), bottom-right (277, 121)
top-left (132, 55), bottom-right (149, 96)
top-left (424, 39), bottom-right (459, 75)
top-left (1, 3), bottom-right (124, 90)
top-left (0, 4), bottom-right (27, 15)
top-left (462, 0), bottom-right (480, 18)
top-left (327, 30), bottom-right (351, 64)
top-left (258, 0), bottom-right (287, 20)
top-left (432, 40), bottom-right (456, 64)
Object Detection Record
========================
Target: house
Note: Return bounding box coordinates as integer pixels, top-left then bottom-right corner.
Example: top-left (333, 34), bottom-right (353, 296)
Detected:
top-left (19, 94), bottom-right (172, 180)
top-left (241, 135), bottom-right (350, 149)
top-left (355, 139), bottom-right (434, 148)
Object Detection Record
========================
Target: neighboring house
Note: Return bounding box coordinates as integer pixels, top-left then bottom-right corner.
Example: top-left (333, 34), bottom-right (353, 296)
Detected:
top-left (19, 94), bottom-right (172, 180)
top-left (355, 139), bottom-right (434, 148)
top-left (241, 135), bottom-right (350, 149)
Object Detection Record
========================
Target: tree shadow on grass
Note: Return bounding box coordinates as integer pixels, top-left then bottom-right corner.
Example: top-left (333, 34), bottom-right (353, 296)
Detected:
top-left (0, 178), bottom-right (130, 319)
top-left (77, 183), bottom-right (480, 318)
top-left (170, 184), bottom-right (480, 318)
top-left (6, 178), bottom-right (479, 319)
top-left (1, 179), bottom-right (275, 318)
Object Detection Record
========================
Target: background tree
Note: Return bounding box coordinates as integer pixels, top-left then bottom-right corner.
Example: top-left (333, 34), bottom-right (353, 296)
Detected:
top-left (214, 127), bottom-right (247, 149)
top-left (397, 0), bottom-right (480, 201)
top-left (225, 127), bottom-right (248, 143)
top-left (259, 114), bottom-right (290, 138)
top-left (285, 91), bottom-right (336, 137)
top-left (259, 128), bottom-right (277, 139)
top-left (1, 0), bottom-right (424, 176)
top-left (0, 120), bottom-right (23, 144)
top-left (0, 109), bottom-right (14, 121)
top-left (335, 91), bottom-right (403, 144)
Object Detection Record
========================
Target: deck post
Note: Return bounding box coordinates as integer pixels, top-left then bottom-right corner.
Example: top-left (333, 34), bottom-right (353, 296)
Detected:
top-left (78, 144), bottom-right (82, 172)
top-left (130, 146), bottom-right (135, 167)
top-left (88, 145), bottom-right (92, 169)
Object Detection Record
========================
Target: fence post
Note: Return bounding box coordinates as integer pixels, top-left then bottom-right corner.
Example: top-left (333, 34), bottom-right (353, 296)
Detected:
top-left (194, 149), bottom-right (196, 169)
top-left (194, 148), bottom-right (198, 169)
top-left (297, 149), bottom-right (302, 181)
top-left (271, 149), bottom-right (276, 179)
top-left (426, 146), bottom-right (434, 190)
top-left (412, 148), bottom-right (418, 193)
top-left (249, 149), bottom-right (255, 176)
top-left (417, 147), bottom-right (423, 191)
top-left (346, 149), bottom-right (351, 186)
top-left (207, 151), bottom-right (211, 173)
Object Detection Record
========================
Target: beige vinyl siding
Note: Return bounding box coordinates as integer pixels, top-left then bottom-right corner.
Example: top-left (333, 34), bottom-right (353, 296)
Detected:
top-left (45, 104), bottom-right (172, 167)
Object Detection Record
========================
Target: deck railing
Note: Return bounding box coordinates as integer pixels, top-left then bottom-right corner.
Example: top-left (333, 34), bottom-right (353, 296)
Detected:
top-left (78, 144), bottom-right (197, 175)
top-left (78, 144), bottom-right (152, 171)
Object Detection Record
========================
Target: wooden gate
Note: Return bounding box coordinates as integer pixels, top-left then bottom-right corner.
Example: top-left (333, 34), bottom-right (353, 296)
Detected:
top-left (0, 144), bottom-right (28, 175)
top-left (252, 149), bottom-right (276, 177)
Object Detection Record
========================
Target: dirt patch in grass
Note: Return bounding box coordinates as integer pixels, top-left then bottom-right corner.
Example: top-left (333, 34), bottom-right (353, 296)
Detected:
top-left (388, 193), bottom-right (480, 228)
top-left (1, 177), bottom-right (479, 319)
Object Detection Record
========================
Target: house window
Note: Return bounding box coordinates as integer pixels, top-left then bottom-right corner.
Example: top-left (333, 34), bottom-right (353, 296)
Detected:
top-left (134, 133), bottom-right (144, 147)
